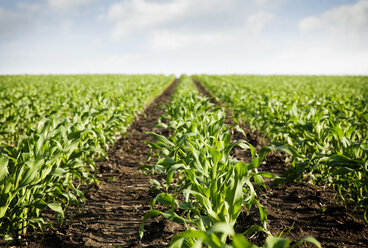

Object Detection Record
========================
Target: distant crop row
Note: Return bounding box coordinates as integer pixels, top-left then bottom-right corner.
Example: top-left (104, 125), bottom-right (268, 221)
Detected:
top-left (141, 75), bottom-right (320, 247)
top-left (0, 75), bottom-right (174, 241)
top-left (195, 75), bottom-right (368, 220)
top-left (0, 75), bottom-right (173, 146)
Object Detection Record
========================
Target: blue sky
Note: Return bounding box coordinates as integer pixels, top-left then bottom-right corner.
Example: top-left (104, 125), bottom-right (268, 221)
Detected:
top-left (0, 0), bottom-right (367, 75)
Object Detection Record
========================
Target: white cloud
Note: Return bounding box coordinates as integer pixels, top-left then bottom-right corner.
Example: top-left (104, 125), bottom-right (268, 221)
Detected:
top-left (17, 2), bottom-right (42, 13)
top-left (107, 0), bottom-right (280, 42)
top-left (252, 0), bottom-right (287, 7)
top-left (108, 0), bottom-right (188, 40)
top-left (151, 30), bottom-right (193, 51)
top-left (264, 45), bottom-right (368, 75)
top-left (294, 0), bottom-right (368, 74)
top-left (150, 30), bottom-right (229, 51)
top-left (244, 11), bottom-right (275, 34)
top-left (16, 0), bottom-right (101, 17)
top-left (2, 0), bottom-right (366, 75)
top-left (0, 7), bottom-right (28, 35)
top-left (299, 0), bottom-right (368, 44)
top-left (46, 0), bottom-right (100, 10)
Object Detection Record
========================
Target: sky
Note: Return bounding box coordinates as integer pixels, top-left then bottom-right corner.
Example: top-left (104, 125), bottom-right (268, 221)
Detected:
top-left (0, 0), bottom-right (367, 75)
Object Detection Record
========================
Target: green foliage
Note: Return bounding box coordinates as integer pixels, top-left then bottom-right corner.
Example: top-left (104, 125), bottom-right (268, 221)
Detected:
top-left (0, 74), bottom-right (174, 241)
top-left (170, 223), bottom-right (321, 248)
top-left (141, 77), bottom-right (318, 247)
top-left (195, 75), bottom-right (368, 218)
top-left (0, 75), bottom-right (173, 146)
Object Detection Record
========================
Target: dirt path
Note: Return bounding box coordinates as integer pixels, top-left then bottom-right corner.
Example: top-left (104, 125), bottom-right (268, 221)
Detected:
top-left (193, 78), bottom-right (368, 248)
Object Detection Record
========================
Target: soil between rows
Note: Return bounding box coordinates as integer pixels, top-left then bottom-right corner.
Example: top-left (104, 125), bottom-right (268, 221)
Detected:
top-left (10, 78), bottom-right (368, 248)
top-left (193, 78), bottom-right (368, 248)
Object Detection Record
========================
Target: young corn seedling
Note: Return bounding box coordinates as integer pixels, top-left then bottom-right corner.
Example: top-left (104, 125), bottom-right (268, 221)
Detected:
top-left (141, 82), bottom-right (275, 245)
top-left (170, 222), bottom-right (321, 248)
top-left (0, 75), bottom-right (175, 241)
top-left (194, 74), bottom-right (368, 219)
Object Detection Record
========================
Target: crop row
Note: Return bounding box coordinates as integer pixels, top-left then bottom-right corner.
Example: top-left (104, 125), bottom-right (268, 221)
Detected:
top-left (0, 75), bottom-right (174, 146)
top-left (140, 75), bottom-right (320, 247)
top-left (195, 75), bottom-right (368, 220)
top-left (0, 75), bottom-right (174, 242)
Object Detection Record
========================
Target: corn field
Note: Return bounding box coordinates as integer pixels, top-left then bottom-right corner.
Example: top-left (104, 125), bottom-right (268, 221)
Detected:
top-left (0, 74), bottom-right (367, 247)
top-left (195, 75), bottom-right (368, 220)
top-left (0, 74), bottom-right (173, 241)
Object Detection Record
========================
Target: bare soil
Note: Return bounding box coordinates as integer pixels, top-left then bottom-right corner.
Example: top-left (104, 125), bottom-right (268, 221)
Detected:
top-left (7, 78), bottom-right (367, 248)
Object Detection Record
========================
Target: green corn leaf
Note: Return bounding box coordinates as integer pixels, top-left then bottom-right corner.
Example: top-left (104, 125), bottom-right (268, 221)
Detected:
top-left (139, 210), bottom-right (162, 239)
top-left (211, 222), bottom-right (234, 236)
top-left (179, 201), bottom-right (193, 209)
top-left (0, 157), bottom-right (9, 183)
top-left (264, 236), bottom-right (290, 248)
top-left (159, 157), bottom-right (179, 167)
top-left (242, 225), bottom-right (268, 236)
top-left (269, 145), bottom-right (302, 159)
top-left (155, 193), bottom-right (176, 206)
top-left (166, 163), bottom-right (186, 190)
top-left (256, 171), bottom-right (278, 179)
top-left (291, 236), bottom-right (321, 248)
top-left (177, 133), bottom-right (197, 145)
top-left (20, 159), bottom-right (44, 187)
top-left (331, 167), bottom-right (355, 176)
top-left (326, 154), bottom-right (361, 169)
top-left (51, 167), bottom-right (67, 177)
top-left (255, 200), bottom-right (267, 229)
top-left (34, 135), bottom-right (45, 158)
top-left (170, 229), bottom-right (206, 248)
top-left (0, 192), bottom-right (12, 218)
top-left (258, 146), bottom-right (271, 164)
top-left (48, 203), bottom-right (64, 223)
top-left (148, 132), bottom-right (175, 146)
top-left (232, 234), bottom-right (259, 248)
top-left (183, 189), bottom-right (219, 222)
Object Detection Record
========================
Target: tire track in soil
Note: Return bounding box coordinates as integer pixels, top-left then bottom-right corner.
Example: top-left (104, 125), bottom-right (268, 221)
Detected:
top-left (21, 78), bottom-right (183, 248)
top-left (193, 78), bottom-right (368, 248)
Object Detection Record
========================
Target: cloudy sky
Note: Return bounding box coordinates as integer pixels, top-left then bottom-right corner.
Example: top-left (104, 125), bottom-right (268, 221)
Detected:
top-left (0, 0), bottom-right (367, 75)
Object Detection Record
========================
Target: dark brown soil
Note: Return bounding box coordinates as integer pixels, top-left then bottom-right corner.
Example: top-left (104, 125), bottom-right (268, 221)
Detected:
top-left (193, 78), bottom-right (368, 248)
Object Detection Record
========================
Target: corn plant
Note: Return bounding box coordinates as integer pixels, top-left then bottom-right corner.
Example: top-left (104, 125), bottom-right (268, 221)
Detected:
top-left (170, 223), bottom-right (321, 248)
top-left (0, 74), bottom-right (174, 146)
top-left (0, 117), bottom-right (96, 240)
top-left (140, 77), bottom-right (316, 247)
top-left (0, 74), bottom-right (175, 241)
top-left (194, 75), bottom-right (368, 219)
